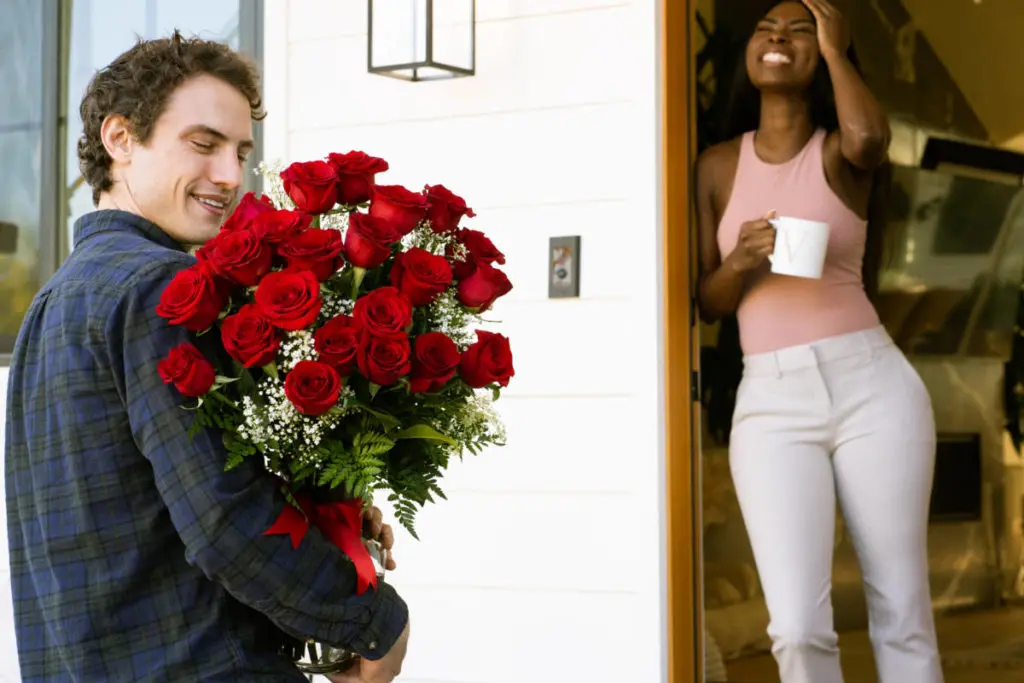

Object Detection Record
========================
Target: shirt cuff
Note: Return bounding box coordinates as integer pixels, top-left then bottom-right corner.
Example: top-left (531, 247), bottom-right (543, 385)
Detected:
top-left (347, 581), bottom-right (409, 661)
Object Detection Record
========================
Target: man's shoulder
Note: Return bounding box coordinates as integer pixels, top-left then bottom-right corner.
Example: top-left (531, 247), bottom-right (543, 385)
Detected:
top-left (54, 226), bottom-right (196, 300)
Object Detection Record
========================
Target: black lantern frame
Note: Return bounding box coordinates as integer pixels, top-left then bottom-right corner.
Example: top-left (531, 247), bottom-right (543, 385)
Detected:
top-left (367, 0), bottom-right (476, 81)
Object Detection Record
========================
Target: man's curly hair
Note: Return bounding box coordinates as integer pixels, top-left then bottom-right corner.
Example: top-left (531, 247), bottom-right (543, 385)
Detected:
top-left (78, 30), bottom-right (266, 205)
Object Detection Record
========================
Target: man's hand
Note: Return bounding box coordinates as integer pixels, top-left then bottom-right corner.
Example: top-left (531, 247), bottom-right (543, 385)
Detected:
top-left (363, 505), bottom-right (397, 570)
top-left (327, 620), bottom-right (411, 683)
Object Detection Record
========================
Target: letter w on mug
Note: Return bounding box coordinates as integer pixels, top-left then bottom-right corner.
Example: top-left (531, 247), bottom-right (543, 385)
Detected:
top-left (768, 217), bottom-right (830, 279)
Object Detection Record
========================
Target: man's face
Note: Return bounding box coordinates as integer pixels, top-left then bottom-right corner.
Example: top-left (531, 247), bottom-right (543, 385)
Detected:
top-left (112, 74), bottom-right (254, 246)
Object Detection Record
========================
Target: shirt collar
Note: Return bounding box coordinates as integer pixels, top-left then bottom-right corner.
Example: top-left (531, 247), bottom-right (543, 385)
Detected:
top-left (73, 210), bottom-right (187, 253)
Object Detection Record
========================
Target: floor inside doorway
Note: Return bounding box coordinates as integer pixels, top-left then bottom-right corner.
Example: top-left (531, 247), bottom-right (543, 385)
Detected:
top-left (725, 606), bottom-right (1024, 683)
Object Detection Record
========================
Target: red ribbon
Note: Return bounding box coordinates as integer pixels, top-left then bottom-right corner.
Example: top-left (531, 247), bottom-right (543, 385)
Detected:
top-left (264, 495), bottom-right (378, 595)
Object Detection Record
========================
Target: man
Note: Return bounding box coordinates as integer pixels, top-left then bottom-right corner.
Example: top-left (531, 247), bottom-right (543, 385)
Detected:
top-left (5, 32), bottom-right (409, 682)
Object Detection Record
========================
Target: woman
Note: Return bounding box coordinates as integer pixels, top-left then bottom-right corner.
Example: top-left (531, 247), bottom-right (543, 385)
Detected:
top-left (695, 2), bottom-right (942, 682)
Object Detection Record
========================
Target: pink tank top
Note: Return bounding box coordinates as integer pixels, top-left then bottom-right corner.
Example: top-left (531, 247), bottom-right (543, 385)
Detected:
top-left (717, 129), bottom-right (880, 355)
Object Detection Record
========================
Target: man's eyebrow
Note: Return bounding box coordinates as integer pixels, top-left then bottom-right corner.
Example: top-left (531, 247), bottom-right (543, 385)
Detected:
top-left (182, 124), bottom-right (254, 151)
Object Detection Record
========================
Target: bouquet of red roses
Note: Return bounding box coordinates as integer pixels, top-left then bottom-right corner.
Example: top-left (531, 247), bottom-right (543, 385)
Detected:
top-left (154, 151), bottom-right (513, 625)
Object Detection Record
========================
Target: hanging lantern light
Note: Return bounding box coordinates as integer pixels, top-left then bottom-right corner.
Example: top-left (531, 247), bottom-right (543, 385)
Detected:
top-left (367, 0), bottom-right (475, 81)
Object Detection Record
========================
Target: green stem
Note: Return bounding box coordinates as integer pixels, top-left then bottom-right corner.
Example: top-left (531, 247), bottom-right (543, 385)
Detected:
top-left (351, 267), bottom-right (366, 300)
top-left (207, 389), bottom-right (237, 411)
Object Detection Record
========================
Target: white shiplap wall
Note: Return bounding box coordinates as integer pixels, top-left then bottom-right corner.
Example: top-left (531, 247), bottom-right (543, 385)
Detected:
top-left (264, 1), bottom-right (668, 681)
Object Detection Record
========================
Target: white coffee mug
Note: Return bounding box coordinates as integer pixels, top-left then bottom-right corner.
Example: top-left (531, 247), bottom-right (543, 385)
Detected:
top-left (768, 216), bottom-right (830, 279)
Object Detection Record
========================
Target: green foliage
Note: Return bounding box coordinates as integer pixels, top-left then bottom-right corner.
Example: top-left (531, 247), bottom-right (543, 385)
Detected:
top-left (183, 348), bottom-right (507, 539)
top-left (223, 431), bottom-right (257, 471)
top-left (312, 431), bottom-right (392, 501)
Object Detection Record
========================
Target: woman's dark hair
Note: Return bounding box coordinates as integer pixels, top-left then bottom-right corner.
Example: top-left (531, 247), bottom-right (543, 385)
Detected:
top-left (78, 30), bottom-right (266, 205)
top-left (717, 2), bottom-right (890, 299)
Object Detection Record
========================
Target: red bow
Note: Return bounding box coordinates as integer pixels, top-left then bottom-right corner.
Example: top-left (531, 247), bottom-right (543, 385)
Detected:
top-left (264, 495), bottom-right (378, 595)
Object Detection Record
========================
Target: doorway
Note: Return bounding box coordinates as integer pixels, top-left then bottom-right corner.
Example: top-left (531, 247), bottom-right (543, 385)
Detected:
top-left (691, 2), bottom-right (1024, 682)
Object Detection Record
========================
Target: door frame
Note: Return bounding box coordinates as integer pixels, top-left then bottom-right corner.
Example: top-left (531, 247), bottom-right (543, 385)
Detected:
top-left (663, 0), bottom-right (701, 681)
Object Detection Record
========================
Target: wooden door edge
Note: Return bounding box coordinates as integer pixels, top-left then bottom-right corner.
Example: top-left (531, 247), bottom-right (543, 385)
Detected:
top-left (663, 0), bottom-right (701, 681)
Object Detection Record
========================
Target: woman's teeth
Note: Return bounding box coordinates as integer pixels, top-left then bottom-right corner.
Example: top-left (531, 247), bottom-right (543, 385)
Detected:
top-left (763, 52), bottom-right (792, 65)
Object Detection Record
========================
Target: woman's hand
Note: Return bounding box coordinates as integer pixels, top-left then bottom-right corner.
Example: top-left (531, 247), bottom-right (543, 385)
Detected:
top-left (804, 0), bottom-right (850, 61)
top-left (726, 212), bottom-right (776, 273)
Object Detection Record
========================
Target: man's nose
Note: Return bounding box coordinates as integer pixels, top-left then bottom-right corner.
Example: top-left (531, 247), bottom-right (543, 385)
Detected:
top-left (209, 150), bottom-right (244, 191)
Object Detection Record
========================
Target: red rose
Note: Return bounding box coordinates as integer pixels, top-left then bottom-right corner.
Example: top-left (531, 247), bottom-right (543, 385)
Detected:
top-left (277, 228), bottom-right (345, 281)
top-left (327, 151), bottom-right (389, 205)
top-left (344, 213), bottom-right (402, 269)
top-left (199, 229), bottom-right (273, 286)
top-left (314, 314), bottom-right (361, 376)
top-left (155, 263), bottom-right (229, 332)
top-left (221, 304), bottom-right (280, 368)
top-left (284, 360), bottom-right (342, 416)
top-left (357, 334), bottom-right (411, 386)
top-left (252, 209), bottom-right (313, 245)
top-left (368, 185), bottom-right (428, 235)
top-left (389, 248), bottom-right (453, 306)
top-left (456, 261), bottom-right (512, 312)
top-left (280, 160), bottom-right (339, 214)
top-left (158, 342), bottom-right (216, 397)
top-left (254, 269), bottom-right (323, 331)
top-left (424, 184), bottom-right (475, 234)
top-left (408, 332), bottom-right (460, 393)
top-left (221, 192), bottom-right (276, 233)
top-left (460, 330), bottom-right (514, 388)
top-left (193, 230), bottom-right (224, 264)
top-left (352, 287), bottom-right (413, 339)
top-left (449, 228), bottom-right (506, 279)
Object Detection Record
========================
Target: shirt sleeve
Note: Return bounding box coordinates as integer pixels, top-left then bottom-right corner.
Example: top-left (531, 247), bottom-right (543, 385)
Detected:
top-left (114, 256), bottom-right (408, 660)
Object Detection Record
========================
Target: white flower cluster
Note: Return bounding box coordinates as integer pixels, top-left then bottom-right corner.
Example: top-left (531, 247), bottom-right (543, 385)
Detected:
top-left (237, 377), bottom-right (303, 453)
top-left (468, 393), bottom-right (506, 441)
top-left (255, 160), bottom-right (294, 210)
top-left (426, 289), bottom-right (477, 347)
top-left (404, 224), bottom-right (453, 256)
top-left (319, 209), bottom-right (350, 233)
top-left (279, 330), bottom-right (318, 372)
top-left (319, 287), bottom-right (354, 322)
top-left (238, 374), bottom-right (358, 471)
top-left (438, 391), bottom-right (506, 451)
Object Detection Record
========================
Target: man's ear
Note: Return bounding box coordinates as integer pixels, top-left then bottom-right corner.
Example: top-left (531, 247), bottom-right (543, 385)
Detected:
top-left (100, 114), bottom-right (135, 163)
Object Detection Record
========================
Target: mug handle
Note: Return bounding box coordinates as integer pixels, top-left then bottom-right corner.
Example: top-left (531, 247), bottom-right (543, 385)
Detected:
top-left (767, 218), bottom-right (779, 263)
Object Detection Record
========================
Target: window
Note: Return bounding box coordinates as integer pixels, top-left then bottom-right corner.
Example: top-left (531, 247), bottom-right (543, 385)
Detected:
top-left (0, 0), bottom-right (263, 359)
top-left (63, 0), bottom-right (265, 253)
top-left (0, 0), bottom-right (54, 355)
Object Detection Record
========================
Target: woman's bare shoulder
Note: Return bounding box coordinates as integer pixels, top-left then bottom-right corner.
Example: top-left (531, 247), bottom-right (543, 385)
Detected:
top-left (696, 136), bottom-right (744, 216)
top-left (697, 136), bottom-right (743, 172)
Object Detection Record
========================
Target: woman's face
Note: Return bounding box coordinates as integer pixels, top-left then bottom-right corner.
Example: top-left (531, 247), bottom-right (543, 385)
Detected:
top-left (745, 1), bottom-right (820, 92)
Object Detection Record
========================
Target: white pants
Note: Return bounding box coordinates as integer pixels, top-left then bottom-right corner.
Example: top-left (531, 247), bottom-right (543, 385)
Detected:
top-left (729, 326), bottom-right (943, 683)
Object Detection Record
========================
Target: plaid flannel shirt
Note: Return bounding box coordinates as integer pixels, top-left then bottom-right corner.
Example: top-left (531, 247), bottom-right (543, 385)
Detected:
top-left (5, 210), bottom-right (408, 682)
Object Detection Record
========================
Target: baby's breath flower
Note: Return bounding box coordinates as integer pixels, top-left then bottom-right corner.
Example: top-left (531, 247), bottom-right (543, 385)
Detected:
top-left (424, 288), bottom-right (477, 346)
top-left (404, 224), bottom-right (456, 256)
top-left (255, 160), bottom-right (294, 210)
top-left (319, 288), bottom-right (353, 322)
top-left (279, 330), bottom-right (318, 372)
top-left (240, 374), bottom-right (358, 475)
